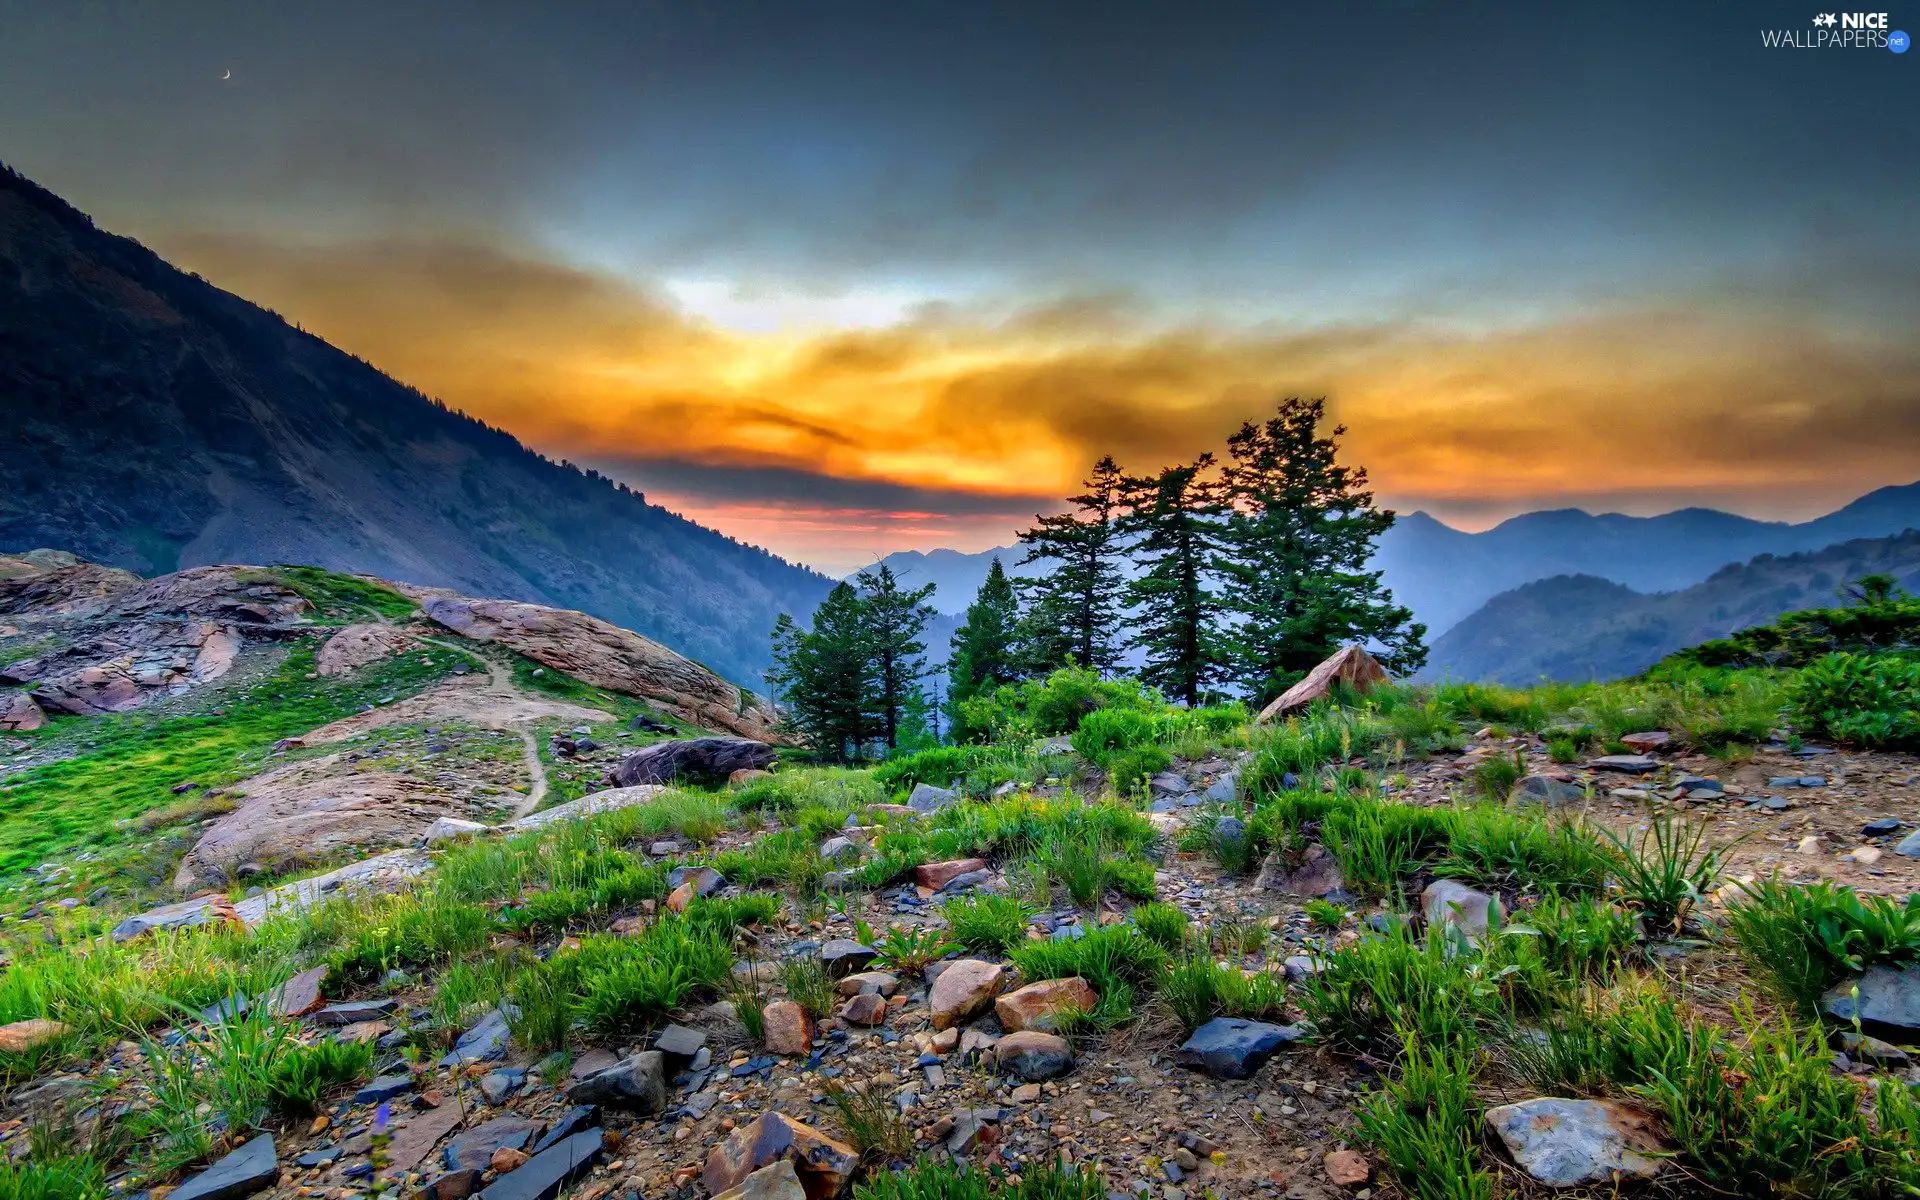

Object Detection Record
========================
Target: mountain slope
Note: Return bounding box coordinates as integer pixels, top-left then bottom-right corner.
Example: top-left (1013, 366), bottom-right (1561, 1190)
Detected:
top-left (1423, 532), bottom-right (1920, 684)
top-left (0, 165), bottom-right (833, 686)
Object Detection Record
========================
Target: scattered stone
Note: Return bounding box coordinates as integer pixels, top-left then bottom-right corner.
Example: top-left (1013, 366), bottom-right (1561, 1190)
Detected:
top-left (819, 836), bottom-right (857, 862)
top-left (819, 938), bottom-right (880, 977)
top-left (1618, 731), bottom-right (1669, 753)
top-left (530, 1107), bottom-right (600, 1155)
top-left (1323, 1149), bottom-right (1370, 1187)
top-left (929, 958), bottom-right (1006, 1030)
top-left (1836, 1030), bottom-right (1910, 1066)
top-left (1253, 843), bottom-right (1343, 897)
top-left (907, 783), bottom-right (960, 815)
top-left (1898, 830), bottom-right (1920, 858)
top-left (354, 1072), bottom-right (415, 1104)
top-left (440, 1007), bottom-right (514, 1066)
top-left (1797, 835), bottom-right (1826, 856)
top-left (1422, 880), bottom-right (1500, 940)
top-left (729, 768), bottom-right (774, 788)
top-left (701, 1112), bottom-right (859, 1200)
top-left (713, 1159), bottom-right (808, 1200)
top-left (763, 1000), bottom-right (815, 1055)
top-left (839, 993), bottom-right (889, 1026)
top-left (480, 1070), bottom-right (525, 1105)
top-left (836, 971), bottom-right (899, 997)
top-left (654, 1023), bottom-right (706, 1068)
top-left (473, 1127), bottom-right (603, 1200)
top-left (913, 858), bottom-right (989, 890)
top-left (566, 1052), bottom-right (666, 1113)
top-left (1204, 772), bottom-right (1238, 804)
top-left (447, 1119), bottom-right (543, 1172)
top-left (314, 998), bottom-right (398, 1026)
top-left (994, 977), bottom-right (1097, 1033)
top-left (1512, 775), bottom-right (1586, 808)
top-left (994, 1030), bottom-right (1075, 1081)
top-left (421, 1169), bottom-right (486, 1200)
top-left (490, 1146), bottom-right (530, 1173)
top-left (169, 1133), bottom-right (278, 1200)
top-left (262, 965), bottom-right (329, 1018)
top-left (386, 1102), bottom-right (464, 1172)
top-left (0, 1018), bottom-right (70, 1053)
top-left (1853, 846), bottom-right (1884, 865)
top-left (665, 865), bottom-right (727, 897)
top-left (1484, 1098), bottom-right (1667, 1187)
top-left (1174, 1017), bottom-right (1304, 1079)
top-left (1822, 965), bottom-right (1920, 1039)
top-left (1589, 755), bottom-right (1659, 774)
top-left (0, 690), bottom-right (46, 732)
top-left (666, 881), bottom-right (695, 912)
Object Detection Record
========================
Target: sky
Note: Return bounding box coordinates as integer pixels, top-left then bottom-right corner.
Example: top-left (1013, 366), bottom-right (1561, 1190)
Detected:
top-left (2, 0), bottom-right (1916, 574)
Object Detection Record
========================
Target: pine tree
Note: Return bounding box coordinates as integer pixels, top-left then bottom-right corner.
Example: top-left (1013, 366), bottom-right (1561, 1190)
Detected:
top-left (1214, 397), bottom-right (1426, 704)
top-left (853, 564), bottom-right (938, 753)
top-left (1013, 455), bottom-right (1129, 675)
top-left (767, 583), bottom-right (877, 760)
top-left (947, 558), bottom-right (1022, 713)
top-left (1123, 454), bottom-right (1225, 707)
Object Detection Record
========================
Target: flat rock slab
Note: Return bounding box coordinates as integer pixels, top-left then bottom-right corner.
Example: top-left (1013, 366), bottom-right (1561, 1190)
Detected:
top-left (313, 999), bottom-right (398, 1026)
top-left (1822, 964), bottom-right (1920, 1039)
top-left (1486, 1098), bottom-right (1667, 1187)
top-left (819, 938), bottom-right (879, 977)
top-left (1175, 1017), bottom-right (1304, 1079)
top-left (263, 965), bottom-right (329, 1018)
top-left (713, 1159), bottom-right (807, 1200)
top-left (476, 1127), bottom-right (603, 1200)
top-left (1589, 755), bottom-right (1658, 774)
top-left (446, 1117), bottom-right (543, 1172)
top-left (1513, 775), bottom-right (1587, 807)
top-left (171, 1133), bottom-right (278, 1200)
top-left (566, 1051), bottom-right (666, 1112)
top-left (506, 786), bottom-right (665, 832)
top-left (440, 1007), bottom-right (515, 1067)
top-left (531, 1107), bottom-right (600, 1155)
top-left (388, 1103), bottom-right (464, 1173)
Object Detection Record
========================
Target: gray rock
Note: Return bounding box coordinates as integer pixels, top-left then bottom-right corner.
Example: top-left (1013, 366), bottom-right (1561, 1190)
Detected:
top-left (1863, 818), bottom-right (1902, 837)
top-left (713, 1160), bottom-right (807, 1200)
top-left (820, 939), bottom-right (880, 977)
top-left (937, 870), bottom-right (991, 893)
top-left (1423, 880), bottom-right (1500, 940)
top-left (1203, 772), bottom-right (1238, 804)
top-left (480, 1070), bottom-right (525, 1105)
top-left (1835, 1030), bottom-right (1910, 1066)
top-left (819, 836), bottom-right (857, 862)
top-left (907, 783), bottom-right (960, 814)
top-left (475, 1128), bottom-right (603, 1200)
top-left (1148, 772), bottom-right (1187, 796)
top-left (1898, 830), bottom-right (1920, 857)
top-left (1485, 1098), bottom-right (1666, 1187)
top-left (1254, 843), bottom-right (1342, 898)
top-left (1148, 797), bottom-right (1179, 814)
top-left (170, 1134), bottom-right (278, 1200)
top-left (1589, 755), bottom-right (1659, 774)
top-left (312, 999), bottom-right (399, 1026)
top-left (445, 1117), bottom-right (542, 1172)
top-left (440, 1006), bottom-right (516, 1067)
top-left (1674, 776), bottom-right (1723, 794)
top-left (665, 865), bottom-right (726, 897)
top-left (1822, 965), bottom-right (1920, 1039)
top-left (530, 1107), bottom-right (600, 1155)
top-left (653, 1023), bottom-right (706, 1068)
top-left (354, 1073), bottom-right (415, 1104)
top-left (1512, 775), bottom-right (1586, 807)
top-left (566, 1051), bottom-right (666, 1113)
top-left (1213, 815), bottom-right (1246, 845)
top-left (1173, 1017), bottom-right (1304, 1079)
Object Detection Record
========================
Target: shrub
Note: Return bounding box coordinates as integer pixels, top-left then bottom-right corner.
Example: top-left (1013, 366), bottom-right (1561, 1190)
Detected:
top-left (1303, 898), bottom-right (1347, 930)
top-left (873, 746), bottom-right (989, 792)
top-left (507, 960), bottom-right (577, 1053)
top-left (853, 1160), bottom-right (1108, 1200)
top-left (1104, 744), bottom-right (1170, 796)
top-left (1299, 930), bottom-right (1495, 1052)
top-left (1598, 812), bottom-right (1724, 936)
top-left (266, 1038), bottom-right (375, 1115)
top-left (940, 896), bottom-right (1032, 955)
top-left (0, 1158), bottom-right (108, 1200)
top-left (1436, 806), bottom-right (1613, 896)
top-left (873, 925), bottom-right (956, 972)
top-left (1160, 948), bottom-right (1288, 1032)
top-left (1106, 858), bottom-right (1157, 901)
top-left (571, 920), bottom-right (733, 1034)
top-left (1789, 652), bottom-right (1920, 749)
top-left (1470, 750), bottom-right (1524, 803)
top-left (1354, 1036), bottom-right (1495, 1200)
top-left (1723, 879), bottom-right (1920, 1016)
top-left (1129, 902), bottom-right (1189, 949)
top-left (825, 1080), bottom-right (915, 1165)
top-left (779, 955), bottom-right (838, 1018)
top-left (1070, 707), bottom-right (1160, 762)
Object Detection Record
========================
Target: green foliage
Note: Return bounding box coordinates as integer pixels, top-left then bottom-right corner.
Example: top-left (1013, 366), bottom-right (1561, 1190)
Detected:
top-left (872, 925), bottom-right (955, 973)
top-left (853, 1160), bottom-right (1108, 1200)
top-left (1128, 901), bottom-right (1189, 949)
top-left (1299, 929), bottom-right (1495, 1053)
top-left (1724, 879), bottom-right (1920, 1016)
top-left (940, 896), bottom-right (1031, 955)
top-left (779, 954), bottom-right (838, 1018)
top-left (946, 559), bottom-right (1024, 739)
top-left (1102, 744), bottom-right (1169, 797)
top-left (1469, 749), bottom-right (1524, 803)
top-left (1011, 457), bottom-right (1130, 678)
top-left (1069, 706), bottom-right (1160, 762)
top-left (1354, 1036), bottom-right (1494, 1200)
top-left (327, 894), bottom-right (491, 982)
top-left (1788, 651), bottom-right (1920, 749)
top-left (252, 565), bottom-right (420, 622)
top-left (507, 959), bottom-right (577, 1053)
top-left (1213, 397), bottom-right (1427, 703)
top-left (1106, 858), bottom-right (1157, 901)
top-left (1010, 924), bottom-right (1165, 1028)
top-left (568, 919), bottom-right (734, 1034)
top-left (0, 1158), bottom-right (108, 1200)
top-left (1501, 983), bottom-right (1697, 1096)
top-left (1597, 812), bottom-right (1724, 936)
top-left (1303, 898), bottom-right (1347, 930)
top-left (1434, 805), bottom-right (1614, 896)
top-left (874, 746), bottom-right (990, 792)
top-left (1666, 573), bottom-right (1920, 669)
top-left (1122, 457), bottom-right (1227, 706)
top-left (825, 1080), bottom-right (915, 1165)
top-left (1160, 948), bottom-right (1288, 1032)
top-left (266, 1037), bottom-right (376, 1115)
top-left (769, 584), bottom-right (879, 762)
top-left (958, 664), bottom-right (1159, 740)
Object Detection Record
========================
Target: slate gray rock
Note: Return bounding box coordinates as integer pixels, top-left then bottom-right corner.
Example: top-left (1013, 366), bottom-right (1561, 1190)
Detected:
top-left (170, 1133), bottom-right (278, 1200)
top-left (1203, 772), bottom-right (1238, 804)
top-left (476, 1128), bottom-right (604, 1200)
top-left (1898, 830), bottom-right (1920, 857)
top-left (531, 1106), bottom-right (601, 1155)
top-left (1254, 843), bottom-right (1342, 898)
top-left (654, 1023), bottom-right (706, 1068)
top-left (907, 783), bottom-right (959, 814)
top-left (1589, 755), bottom-right (1659, 774)
top-left (354, 1073), bottom-right (415, 1104)
top-left (312, 999), bottom-right (398, 1026)
top-left (1174, 1017), bottom-right (1303, 1079)
top-left (440, 1006), bottom-right (516, 1067)
top-left (445, 1117), bottom-right (543, 1172)
top-left (665, 865), bottom-right (726, 897)
top-left (1513, 775), bottom-right (1586, 807)
top-left (566, 1051), bottom-right (666, 1113)
top-left (1213, 815), bottom-right (1246, 845)
top-left (820, 939), bottom-right (880, 977)
top-left (1485, 1098), bottom-right (1666, 1187)
top-left (1863, 817), bottom-right (1902, 837)
top-left (1835, 1029), bottom-right (1910, 1066)
top-left (1822, 964), bottom-right (1920, 1039)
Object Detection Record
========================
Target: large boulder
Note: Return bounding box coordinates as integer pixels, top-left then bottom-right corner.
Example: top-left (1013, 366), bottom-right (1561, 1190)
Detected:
top-left (929, 959), bottom-right (1006, 1030)
top-left (1485, 1098), bottom-right (1667, 1187)
top-left (421, 594), bottom-right (782, 740)
top-left (606, 737), bottom-right (777, 787)
top-left (316, 623), bottom-right (414, 676)
top-left (1256, 645), bottom-right (1389, 723)
top-left (565, 1051), bottom-right (666, 1112)
top-left (702, 1113), bottom-right (858, 1200)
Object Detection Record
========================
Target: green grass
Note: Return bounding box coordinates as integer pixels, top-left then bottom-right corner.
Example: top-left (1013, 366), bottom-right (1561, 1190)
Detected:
top-left (940, 895), bottom-right (1031, 955)
top-left (1354, 1035), bottom-right (1494, 1200)
top-left (248, 565), bottom-right (420, 622)
top-left (0, 643), bottom-right (452, 879)
top-left (1723, 879), bottom-right (1920, 1016)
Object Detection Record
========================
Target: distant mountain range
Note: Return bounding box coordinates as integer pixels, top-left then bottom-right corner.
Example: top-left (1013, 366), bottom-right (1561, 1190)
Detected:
top-left (0, 164), bottom-right (833, 688)
top-left (868, 484), bottom-right (1920, 638)
top-left (1422, 532), bottom-right (1920, 684)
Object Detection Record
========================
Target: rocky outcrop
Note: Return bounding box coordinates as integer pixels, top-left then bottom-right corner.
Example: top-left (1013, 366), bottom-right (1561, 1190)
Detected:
top-left (421, 595), bottom-right (782, 740)
top-left (1256, 645), bottom-right (1390, 723)
top-left (8, 619), bottom-right (242, 714)
top-left (0, 689), bottom-right (44, 731)
top-left (316, 623), bottom-right (414, 676)
top-left (0, 560), bottom-right (141, 615)
top-left (605, 737), bottom-right (777, 787)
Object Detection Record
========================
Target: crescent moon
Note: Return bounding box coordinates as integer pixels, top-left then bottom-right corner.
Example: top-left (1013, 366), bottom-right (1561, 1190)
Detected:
top-left (221, 69), bottom-right (232, 80)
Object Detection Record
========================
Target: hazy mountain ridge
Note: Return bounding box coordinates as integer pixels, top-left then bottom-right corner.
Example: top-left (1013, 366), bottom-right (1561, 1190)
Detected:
top-left (1422, 532), bottom-right (1920, 685)
top-left (0, 165), bottom-right (834, 687)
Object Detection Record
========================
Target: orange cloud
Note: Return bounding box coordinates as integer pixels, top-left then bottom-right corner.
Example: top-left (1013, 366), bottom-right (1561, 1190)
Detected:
top-left (157, 232), bottom-right (1920, 564)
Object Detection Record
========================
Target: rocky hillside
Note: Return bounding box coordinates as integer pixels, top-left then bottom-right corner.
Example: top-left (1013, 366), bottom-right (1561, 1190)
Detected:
top-left (0, 554), bottom-right (778, 893)
top-left (0, 164), bottom-right (833, 688)
top-left (1423, 531), bottom-right (1920, 684)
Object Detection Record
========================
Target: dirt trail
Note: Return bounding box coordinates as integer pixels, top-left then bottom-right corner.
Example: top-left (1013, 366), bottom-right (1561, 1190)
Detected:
top-left (415, 635), bottom-right (555, 816)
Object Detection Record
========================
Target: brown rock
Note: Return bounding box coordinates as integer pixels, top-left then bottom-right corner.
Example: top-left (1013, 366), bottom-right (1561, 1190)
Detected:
top-left (994, 977), bottom-right (1096, 1033)
top-left (838, 994), bottom-right (888, 1026)
top-left (913, 858), bottom-right (988, 890)
top-left (569, 1048), bottom-right (620, 1079)
top-left (713, 1159), bottom-right (807, 1200)
top-left (1256, 645), bottom-right (1389, 723)
top-left (701, 1113), bottom-right (858, 1200)
top-left (1254, 842), bottom-right (1344, 897)
top-left (834, 971), bottom-right (899, 998)
top-left (1619, 730), bottom-right (1670, 753)
top-left (0, 690), bottom-right (44, 731)
top-left (490, 1146), bottom-right (529, 1173)
top-left (315, 624), bottom-right (414, 677)
top-left (421, 594), bottom-right (784, 741)
top-left (263, 965), bottom-right (329, 1018)
top-left (1323, 1150), bottom-right (1369, 1187)
top-left (0, 1019), bottom-right (69, 1053)
top-left (386, 1103), bottom-right (463, 1173)
top-left (336, 1021), bottom-right (390, 1044)
top-left (929, 959), bottom-right (1005, 1030)
top-left (665, 881), bottom-right (695, 913)
top-left (763, 999), bottom-right (815, 1055)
